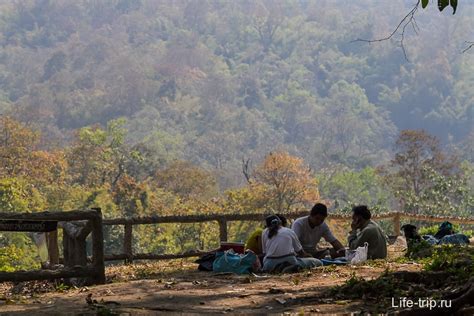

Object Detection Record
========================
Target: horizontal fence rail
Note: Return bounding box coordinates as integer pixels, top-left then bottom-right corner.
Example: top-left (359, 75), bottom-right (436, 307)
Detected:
top-left (102, 211), bottom-right (474, 263)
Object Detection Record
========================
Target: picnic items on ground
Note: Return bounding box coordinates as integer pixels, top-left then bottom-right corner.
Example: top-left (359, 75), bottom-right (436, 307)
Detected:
top-left (403, 221), bottom-right (470, 246)
top-left (195, 253), bottom-right (216, 271)
top-left (346, 242), bottom-right (369, 264)
top-left (219, 242), bottom-right (245, 253)
top-left (212, 249), bottom-right (258, 274)
top-left (320, 258), bottom-right (348, 266)
top-left (437, 233), bottom-right (470, 245)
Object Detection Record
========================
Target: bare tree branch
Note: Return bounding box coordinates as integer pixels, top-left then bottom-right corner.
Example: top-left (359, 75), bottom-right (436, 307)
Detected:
top-left (352, 0), bottom-right (421, 61)
top-left (462, 41), bottom-right (474, 53)
top-left (354, 0), bottom-right (473, 55)
top-left (242, 158), bottom-right (252, 183)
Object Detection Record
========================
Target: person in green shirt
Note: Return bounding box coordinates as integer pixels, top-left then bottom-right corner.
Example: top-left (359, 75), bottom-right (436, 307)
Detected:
top-left (348, 205), bottom-right (387, 259)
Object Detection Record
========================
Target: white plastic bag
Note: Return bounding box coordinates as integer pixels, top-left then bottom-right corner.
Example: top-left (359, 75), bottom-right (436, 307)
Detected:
top-left (346, 242), bottom-right (369, 264)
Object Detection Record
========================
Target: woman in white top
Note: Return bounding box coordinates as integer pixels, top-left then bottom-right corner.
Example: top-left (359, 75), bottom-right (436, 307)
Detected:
top-left (262, 215), bottom-right (322, 272)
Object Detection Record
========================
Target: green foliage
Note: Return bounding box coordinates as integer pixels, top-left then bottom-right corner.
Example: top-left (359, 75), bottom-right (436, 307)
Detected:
top-left (382, 130), bottom-right (473, 215)
top-left (418, 224), bottom-right (441, 236)
top-left (399, 165), bottom-right (473, 216)
top-left (0, 178), bottom-right (30, 212)
top-left (434, 0), bottom-right (457, 14)
top-left (55, 283), bottom-right (71, 293)
top-left (0, 177), bottom-right (45, 212)
top-left (418, 223), bottom-right (473, 237)
top-left (0, 242), bottom-right (40, 272)
top-left (423, 245), bottom-right (473, 279)
top-left (330, 271), bottom-right (403, 300)
top-left (318, 167), bottom-right (391, 212)
top-left (406, 239), bottom-right (433, 259)
top-left (331, 246), bottom-right (473, 310)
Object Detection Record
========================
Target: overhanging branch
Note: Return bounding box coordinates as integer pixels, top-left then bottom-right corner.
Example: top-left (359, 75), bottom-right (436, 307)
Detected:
top-left (352, 1), bottom-right (421, 61)
top-left (462, 41), bottom-right (474, 53)
top-left (354, 0), bottom-right (473, 56)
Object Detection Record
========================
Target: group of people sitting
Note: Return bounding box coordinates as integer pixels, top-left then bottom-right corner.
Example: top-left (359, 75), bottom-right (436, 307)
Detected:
top-left (245, 203), bottom-right (388, 273)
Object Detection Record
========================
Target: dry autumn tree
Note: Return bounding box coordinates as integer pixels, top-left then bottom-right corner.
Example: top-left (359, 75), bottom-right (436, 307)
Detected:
top-left (243, 151), bottom-right (320, 213)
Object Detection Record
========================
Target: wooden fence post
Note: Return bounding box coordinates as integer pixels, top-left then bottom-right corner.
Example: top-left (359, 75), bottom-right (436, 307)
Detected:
top-left (124, 223), bottom-right (133, 264)
top-left (62, 221), bottom-right (91, 268)
top-left (46, 230), bottom-right (59, 265)
top-left (91, 208), bottom-right (105, 285)
top-left (393, 212), bottom-right (401, 236)
top-left (218, 219), bottom-right (228, 242)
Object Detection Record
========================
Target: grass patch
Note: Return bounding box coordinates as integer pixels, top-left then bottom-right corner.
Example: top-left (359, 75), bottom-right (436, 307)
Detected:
top-left (329, 270), bottom-right (403, 301)
top-left (423, 245), bottom-right (474, 279)
top-left (328, 245), bottom-right (474, 310)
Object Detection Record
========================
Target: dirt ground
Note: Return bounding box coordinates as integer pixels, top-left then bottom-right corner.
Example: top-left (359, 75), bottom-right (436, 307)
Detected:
top-left (0, 255), bottom-right (424, 315)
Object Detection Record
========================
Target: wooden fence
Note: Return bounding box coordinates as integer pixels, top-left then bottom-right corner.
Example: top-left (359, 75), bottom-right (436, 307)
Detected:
top-left (0, 209), bottom-right (105, 284)
top-left (102, 211), bottom-right (474, 263)
top-left (1, 209), bottom-right (473, 281)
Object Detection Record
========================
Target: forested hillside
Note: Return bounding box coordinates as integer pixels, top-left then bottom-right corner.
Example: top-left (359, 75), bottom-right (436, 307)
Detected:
top-left (0, 0), bottom-right (473, 268)
top-left (0, 0), bottom-right (472, 186)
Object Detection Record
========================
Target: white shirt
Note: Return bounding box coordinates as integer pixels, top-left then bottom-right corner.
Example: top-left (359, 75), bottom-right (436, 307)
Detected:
top-left (261, 227), bottom-right (303, 260)
top-left (292, 216), bottom-right (337, 252)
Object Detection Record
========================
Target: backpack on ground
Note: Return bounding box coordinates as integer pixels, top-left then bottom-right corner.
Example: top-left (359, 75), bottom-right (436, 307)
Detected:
top-left (212, 249), bottom-right (257, 274)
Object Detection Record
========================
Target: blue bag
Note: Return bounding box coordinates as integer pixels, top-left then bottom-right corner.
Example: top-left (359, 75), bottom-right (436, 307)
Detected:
top-left (212, 249), bottom-right (256, 274)
top-left (422, 235), bottom-right (439, 245)
top-left (438, 234), bottom-right (470, 245)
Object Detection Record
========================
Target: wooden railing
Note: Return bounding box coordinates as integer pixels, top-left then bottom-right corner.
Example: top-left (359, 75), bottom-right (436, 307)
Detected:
top-left (5, 209), bottom-right (471, 280)
top-left (0, 209), bottom-right (105, 284)
top-left (102, 211), bottom-right (474, 263)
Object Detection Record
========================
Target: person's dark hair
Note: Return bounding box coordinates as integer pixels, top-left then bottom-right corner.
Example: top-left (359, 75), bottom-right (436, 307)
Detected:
top-left (275, 214), bottom-right (287, 227)
top-left (265, 215), bottom-right (282, 239)
top-left (310, 203), bottom-right (328, 217)
top-left (352, 205), bottom-right (371, 220)
top-left (401, 224), bottom-right (421, 241)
